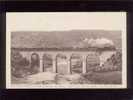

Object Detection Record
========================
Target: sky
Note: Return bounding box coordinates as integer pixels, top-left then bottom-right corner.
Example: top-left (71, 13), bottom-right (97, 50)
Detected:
top-left (6, 12), bottom-right (126, 31)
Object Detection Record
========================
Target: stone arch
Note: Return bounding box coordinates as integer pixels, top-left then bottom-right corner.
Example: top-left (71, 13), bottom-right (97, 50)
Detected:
top-left (70, 53), bottom-right (83, 74)
top-left (31, 52), bottom-right (40, 74)
top-left (56, 54), bottom-right (68, 74)
top-left (43, 54), bottom-right (53, 72)
top-left (86, 52), bottom-right (100, 72)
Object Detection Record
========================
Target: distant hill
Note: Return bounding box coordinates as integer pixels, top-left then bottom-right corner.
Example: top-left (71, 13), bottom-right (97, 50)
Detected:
top-left (11, 30), bottom-right (121, 49)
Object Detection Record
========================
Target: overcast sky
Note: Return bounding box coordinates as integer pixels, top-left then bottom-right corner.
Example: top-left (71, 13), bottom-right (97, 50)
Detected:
top-left (6, 12), bottom-right (126, 31)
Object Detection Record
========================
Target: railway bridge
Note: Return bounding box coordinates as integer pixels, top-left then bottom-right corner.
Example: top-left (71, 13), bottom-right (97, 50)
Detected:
top-left (12, 48), bottom-right (116, 74)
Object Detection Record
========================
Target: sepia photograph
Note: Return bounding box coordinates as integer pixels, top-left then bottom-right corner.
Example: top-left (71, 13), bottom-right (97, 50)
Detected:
top-left (6, 12), bottom-right (127, 89)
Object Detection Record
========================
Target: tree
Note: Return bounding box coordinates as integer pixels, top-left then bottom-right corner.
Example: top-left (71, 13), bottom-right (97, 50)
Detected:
top-left (11, 50), bottom-right (30, 78)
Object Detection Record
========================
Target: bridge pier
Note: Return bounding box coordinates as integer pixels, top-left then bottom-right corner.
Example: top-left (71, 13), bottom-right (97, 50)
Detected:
top-left (67, 55), bottom-right (71, 74)
top-left (39, 56), bottom-right (43, 72)
top-left (52, 55), bottom-right (57, 73)
top-left (82, 55), bottom-right (87, 74)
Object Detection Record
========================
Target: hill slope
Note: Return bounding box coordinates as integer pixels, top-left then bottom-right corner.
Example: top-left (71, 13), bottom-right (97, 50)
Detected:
top-left (11, 30), bottom-right (121, 49)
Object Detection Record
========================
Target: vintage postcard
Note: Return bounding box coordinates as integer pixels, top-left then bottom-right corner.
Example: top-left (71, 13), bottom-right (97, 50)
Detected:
top-left (6, 12), bottom-right (127, 89)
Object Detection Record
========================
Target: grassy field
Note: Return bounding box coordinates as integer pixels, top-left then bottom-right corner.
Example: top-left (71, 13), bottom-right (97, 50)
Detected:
top-left (83, 71), bottom-right (122, 84)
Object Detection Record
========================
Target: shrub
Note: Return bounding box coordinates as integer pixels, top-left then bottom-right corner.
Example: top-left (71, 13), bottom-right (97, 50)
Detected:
top-left (93, 50), bottom-right (122, 72)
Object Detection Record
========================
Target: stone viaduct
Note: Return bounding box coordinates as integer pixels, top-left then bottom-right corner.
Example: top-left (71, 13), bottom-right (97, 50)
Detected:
top-left (12, 48), bottom-right (116, 74)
